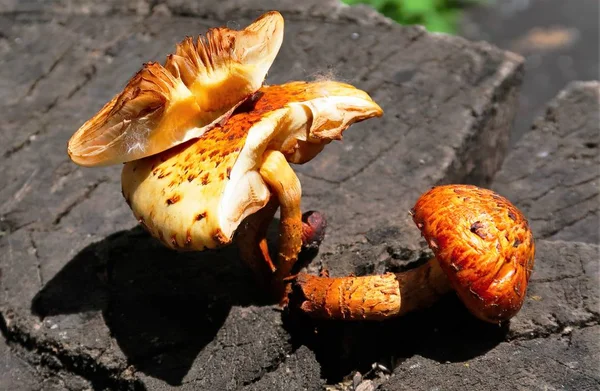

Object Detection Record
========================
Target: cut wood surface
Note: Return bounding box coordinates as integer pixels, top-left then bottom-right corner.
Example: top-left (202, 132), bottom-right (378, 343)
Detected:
top-left (1, 1), bottom-right (597, 390)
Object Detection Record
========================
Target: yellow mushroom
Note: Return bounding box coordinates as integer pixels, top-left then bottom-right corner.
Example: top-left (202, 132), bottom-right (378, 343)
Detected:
top-left (66, 11), bottom-right (383, 301)
top-left (67, 11), bottom-right (284, 167)
top-left (121, 81), bottom-right (383, 298)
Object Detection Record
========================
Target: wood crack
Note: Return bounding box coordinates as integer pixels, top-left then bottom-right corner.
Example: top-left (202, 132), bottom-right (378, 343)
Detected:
top-left (52, 178), bottom-right (108, 226)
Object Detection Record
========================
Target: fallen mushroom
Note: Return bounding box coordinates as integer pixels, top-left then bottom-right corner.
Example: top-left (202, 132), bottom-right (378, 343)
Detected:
top-left (68, 11), bottom-right (284, 166)
top-left (121, 81), bottom-right (383, 298)
top-left (294, 184), bottom-right (535, 323)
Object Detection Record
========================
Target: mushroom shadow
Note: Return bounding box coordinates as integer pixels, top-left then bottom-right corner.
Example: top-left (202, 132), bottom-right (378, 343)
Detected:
top-left (284, 294), bottom-right (509, 383)
top-left (283, 279), bottom-right (513, 381)
top-left (31, 224), bottom-right (280, 385)
top-left (31, 222), bottom-right (508, 386)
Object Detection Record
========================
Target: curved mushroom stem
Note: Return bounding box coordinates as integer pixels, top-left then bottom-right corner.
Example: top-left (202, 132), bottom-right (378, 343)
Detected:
top-left (294, 257), bottom-right (452, 320)
top-left (236, 198), bottom-right (327, 299)
top-left (236, 191), bottom-right (326, 301)
top-left (259, 150), bottom-right (303, 302)
top-left (236, 196), bottom-right (280, 287)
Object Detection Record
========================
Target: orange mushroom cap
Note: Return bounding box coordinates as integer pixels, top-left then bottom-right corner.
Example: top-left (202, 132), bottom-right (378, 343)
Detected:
top-left (411, 184), bottom-right (535, 323)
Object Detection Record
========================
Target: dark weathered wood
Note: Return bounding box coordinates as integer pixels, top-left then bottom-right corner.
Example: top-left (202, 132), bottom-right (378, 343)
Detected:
top-left (493, 81), bottom-right (600, 244)
top-left (240, 346), bottom-right (324, 391)
top-left (380, 325), bottom-right (600, 391)
top-left (0, 336), bottom-right (92, 391)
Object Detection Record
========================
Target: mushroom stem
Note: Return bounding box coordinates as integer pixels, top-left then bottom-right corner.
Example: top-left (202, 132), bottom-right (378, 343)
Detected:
top-left (259, 150), bottom-right (303, 300)
top-left (295, 258), bottom-right (452, 320)
top-left (236, 196), bottom-right (280, 286)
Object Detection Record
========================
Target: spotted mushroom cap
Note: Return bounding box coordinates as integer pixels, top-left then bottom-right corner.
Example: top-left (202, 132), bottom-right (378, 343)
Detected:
top-left (121, 81), bottom-right (383, 250)
top-left (67, 11), bottom-right (284, 167)
top-left (411, 184), bottom-right (535, 323)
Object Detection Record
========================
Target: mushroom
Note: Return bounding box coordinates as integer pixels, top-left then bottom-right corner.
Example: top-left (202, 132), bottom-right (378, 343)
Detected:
top-left (67, 11), bottom-right (284, 167)
top-left (121, 81), bottom-right (383, 299)
top-left (66, 11), bottom-right (383, 301)
top-left (294, 184), bottom-right (535, 323)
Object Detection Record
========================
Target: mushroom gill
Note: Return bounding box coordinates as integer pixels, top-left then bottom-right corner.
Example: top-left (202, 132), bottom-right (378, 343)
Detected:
top-left (68, 11), bottom-right (284, 167)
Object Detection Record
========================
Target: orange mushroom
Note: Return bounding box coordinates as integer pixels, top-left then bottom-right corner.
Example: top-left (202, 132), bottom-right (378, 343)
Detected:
top-left (294, 185), bottom-right (535, 323)
top-left (68, 11), bottom-right (284, 166)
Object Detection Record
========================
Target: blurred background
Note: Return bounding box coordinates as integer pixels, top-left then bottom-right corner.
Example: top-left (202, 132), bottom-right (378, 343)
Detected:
top-left (344, 0), bottom-right (599, 145)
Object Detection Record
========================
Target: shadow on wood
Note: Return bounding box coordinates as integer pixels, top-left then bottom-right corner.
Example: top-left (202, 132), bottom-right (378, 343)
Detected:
top-left (30, 225), bottom-right (274, 385)
top-left (284, 294), bottom-right (508, 383)
top-left (30, 223), bottom-right (506, 385)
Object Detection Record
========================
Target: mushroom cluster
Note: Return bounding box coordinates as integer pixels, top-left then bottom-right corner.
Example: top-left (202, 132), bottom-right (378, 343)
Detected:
top-left (67, 11), bottom-right (383, 300)
top-left (68, 12), bottom-right (535, 323)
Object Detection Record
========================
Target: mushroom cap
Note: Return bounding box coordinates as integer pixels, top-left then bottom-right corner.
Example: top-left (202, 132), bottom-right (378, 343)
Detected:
top-left (411, 184), bottom-right (535, 323)
top-left (68, 11), bottom-right (284, 167)
top-left (122, 81), bottom-right (382, 250)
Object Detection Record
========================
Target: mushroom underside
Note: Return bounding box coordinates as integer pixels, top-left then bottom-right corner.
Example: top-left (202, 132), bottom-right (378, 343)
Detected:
top-left (67, 11), bottom-right (285, 167)
top-left (121, 81), bottom-right (383, 251)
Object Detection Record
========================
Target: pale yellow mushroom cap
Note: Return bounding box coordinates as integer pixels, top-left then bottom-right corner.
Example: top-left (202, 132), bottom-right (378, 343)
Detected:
top-left (67, 11), bottom-right (284, 167)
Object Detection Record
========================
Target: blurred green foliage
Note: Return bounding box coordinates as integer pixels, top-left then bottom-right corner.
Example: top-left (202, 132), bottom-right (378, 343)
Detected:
top-left (342, 0), bottom-right (485, 34)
